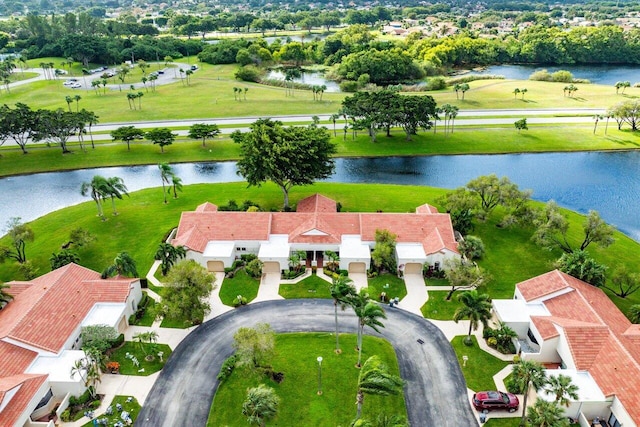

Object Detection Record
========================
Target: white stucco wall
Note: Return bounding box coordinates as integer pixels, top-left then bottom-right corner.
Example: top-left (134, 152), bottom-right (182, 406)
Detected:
top-left (11, 378), bottom-right (51, 427)
top-left (610, 396), bottom-right (637, 427)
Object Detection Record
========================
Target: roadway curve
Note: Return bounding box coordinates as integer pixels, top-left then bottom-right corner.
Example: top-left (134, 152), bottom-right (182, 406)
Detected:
top-left (135, 299), bottom-right (479, 427)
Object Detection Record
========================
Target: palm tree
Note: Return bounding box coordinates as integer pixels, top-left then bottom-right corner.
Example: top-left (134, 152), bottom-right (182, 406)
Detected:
top-left (101, 252), bottom-right (138, 279)
top-left (629, 304), bottom-right (640, 323)
top-left (351, 289), bottom-right (387, 367)
top-left (65, 95), bottom-right (73, 112)
top-left (0, 283), bottom-right (13, 308)
top-left (520, 88), bottom-right (528, 100)
top-left (133, 330), bottom-right (159, 357)
top-left (105, 176), bottom-right (129, 215)
top-left (513, 88), bottom-right (520, 99)
top-left (330, 275), bottom-right (357, 354)
top-left (454, 83), bottom-right (461, 99)
top-left (80, 175), bottom-right (109, 219)
top-left (544, 374), bottom-right (579, 407)
top-left (453, 290), bottom-right (492, 344)
top-left (355, 356), bottom-right (404, 420)
top-left (73, 94), bottom-right (81, 112)
top-left (526, 399), bottom-right (569, 427)
top-left (158, 163), bottom-right (173, 204)
top-left (170, 174), bottom-right (183, 199)
top-left (512, 360), bottom-right (547, 427)
top-left (242, 384), bottom-right (280, 427)
top-left (330, 113), bottom-right (340, 137)
top-left (155, 243), bottom-right (187, 275)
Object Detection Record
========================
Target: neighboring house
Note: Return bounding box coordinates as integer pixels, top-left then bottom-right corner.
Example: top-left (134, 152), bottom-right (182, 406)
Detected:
top-left (172, 193), bottom-right (459, 276)
top-left (0, 263), bottom-right (142, 427)
top-left (492, 270), bottom-right (640, 427)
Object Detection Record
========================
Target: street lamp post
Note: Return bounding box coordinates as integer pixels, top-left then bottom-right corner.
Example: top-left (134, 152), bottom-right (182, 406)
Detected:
top-left (317, 356), bottom-right (323, 395)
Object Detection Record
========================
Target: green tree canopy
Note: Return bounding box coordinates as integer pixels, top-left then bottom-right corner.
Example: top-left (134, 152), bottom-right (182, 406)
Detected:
top-left (232, 119), bottom-right (336, 209)
top-left (242, 384), bottom-right (280, 427)
top-left (111, 125), bottom-right (144, 151)
top-left (145, 128), bottom-right (176, 153)
top-left (161, 259), bottom-right (215, 326)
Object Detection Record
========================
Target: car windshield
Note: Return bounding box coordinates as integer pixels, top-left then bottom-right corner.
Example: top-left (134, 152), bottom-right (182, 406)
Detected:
top-left (501, 393), bottom-right (509, 404)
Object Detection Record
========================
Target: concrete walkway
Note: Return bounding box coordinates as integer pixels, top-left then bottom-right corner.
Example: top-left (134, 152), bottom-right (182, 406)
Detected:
top-left (253, 272), bottom-right (285, 302)
top-left (348, 271), bottom-right (368, 290)
top-left (204, 272), bottom-right (233, 321)
top-left (397, 272), bottom-right (429, 315)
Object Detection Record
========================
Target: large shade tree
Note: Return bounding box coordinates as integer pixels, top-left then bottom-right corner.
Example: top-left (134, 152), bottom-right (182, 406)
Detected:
top-left (111, 125), bottom-right (144, 151)
top-left (160, 259), bottom-right (215, 326)
top-left (188, 123), bottom-right (221, 147)
top-left (0, 217), bottom-right (35, 264)
top-left (232, 119), bottom-right (336, 209)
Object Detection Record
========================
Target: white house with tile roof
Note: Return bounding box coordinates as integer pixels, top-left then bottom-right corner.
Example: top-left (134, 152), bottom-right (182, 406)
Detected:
top-left (492, 270), bottom-right (640, 426)
top-left (0, 263), bottom-right (142, 427)
top-left (172, 194), bottom-right (460, 276)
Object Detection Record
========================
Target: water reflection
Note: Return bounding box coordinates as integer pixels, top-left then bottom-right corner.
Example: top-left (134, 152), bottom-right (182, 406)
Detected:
top-left (1, 152), bottom-right (638, 241)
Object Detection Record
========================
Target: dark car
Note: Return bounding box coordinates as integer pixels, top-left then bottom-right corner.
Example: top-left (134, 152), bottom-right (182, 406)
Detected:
top-left (472, 391), bottom-right (519, 413)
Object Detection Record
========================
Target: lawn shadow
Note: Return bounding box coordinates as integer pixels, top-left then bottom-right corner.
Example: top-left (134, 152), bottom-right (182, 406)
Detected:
top-left (621, 94), bottom-right (639, 99)
top-left (569, 97), bottom-right (587, 102)
top-left (520, 99), bottom-right (537, 104)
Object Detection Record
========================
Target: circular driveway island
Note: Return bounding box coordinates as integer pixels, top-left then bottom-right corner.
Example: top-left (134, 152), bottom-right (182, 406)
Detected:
top-left (136, 299), bottom-right (479, 427)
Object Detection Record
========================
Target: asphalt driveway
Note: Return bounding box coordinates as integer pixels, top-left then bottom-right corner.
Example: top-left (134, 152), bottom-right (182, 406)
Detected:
top-left (135, 299), bottom-right (478, 427)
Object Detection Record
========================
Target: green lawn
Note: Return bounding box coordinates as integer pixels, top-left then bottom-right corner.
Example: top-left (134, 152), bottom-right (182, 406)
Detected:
top-left (81, 396), bottom-right (141, 427)
top-left (484, 419), bottom-right (520, 427)
top-left (207, 333), bottom-right (407, 427)
top-left (421, 290), bottom-right (463, 320)
top-left (450, 336), bottom-right (510, 392)
top-left (1, 182), bottom-right (639, 319)
top-left (219, 268), bottom-right (260, 306)
top-left (108, 341), bottom-right (172, 376)
top-left (279, 274), bottom-right (333, 299)
top-left (367, 274), bottom-right (408, 302)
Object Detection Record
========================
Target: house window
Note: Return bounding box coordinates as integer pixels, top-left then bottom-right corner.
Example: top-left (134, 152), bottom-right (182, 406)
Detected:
top-left (527, 328), bottom-right (539, 345)
top-left (608, 413), bottom-right (621, 427)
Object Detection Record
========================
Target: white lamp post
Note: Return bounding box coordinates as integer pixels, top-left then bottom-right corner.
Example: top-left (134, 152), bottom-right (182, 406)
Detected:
top-left (317, 356), bottom-right (323, 395)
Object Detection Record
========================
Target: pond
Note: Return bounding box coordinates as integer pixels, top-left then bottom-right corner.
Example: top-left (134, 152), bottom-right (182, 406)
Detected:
top-left (265, 69), bottom-right (341, 92)
top-left (468, 64), bottom-right (640, 86)
top-left (1, 151), bottom-right (639, 242)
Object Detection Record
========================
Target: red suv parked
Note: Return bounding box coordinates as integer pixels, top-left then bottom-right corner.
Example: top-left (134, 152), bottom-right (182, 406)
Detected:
top-left (472, 391), bottom-right (519, 413)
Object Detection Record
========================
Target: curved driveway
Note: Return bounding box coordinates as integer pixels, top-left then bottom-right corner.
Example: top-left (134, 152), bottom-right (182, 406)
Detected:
top-left (136, 299), bottom-right (478, 427)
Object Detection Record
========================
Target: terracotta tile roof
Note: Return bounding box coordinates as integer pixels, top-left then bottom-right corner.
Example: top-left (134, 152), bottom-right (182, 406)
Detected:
top-left (174, 195), bottom-right (458, 256)
top-left (531, 316), bottom-right (559, 340)
top-left (0, 373), bottom-right (48, 427)
top-left (415, 204), bottom-right (439, 214)
top-left (0, 342), bottom-right (38, 377)
top-left (0, 263), bottom-right (133, 353)
top-left (195, 202), bottom-right (218, 212)
top-left (296, 194), bottom-right (337, 213)
top-left (517, 270), bottom-right (640, 423)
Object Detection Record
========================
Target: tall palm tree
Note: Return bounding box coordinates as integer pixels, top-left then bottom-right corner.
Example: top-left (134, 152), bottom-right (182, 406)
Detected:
top-left (74, 94), bottom-right (81, 112)
top-left (101, 252), bottom-right (138, 279)
top-left (158, 162), bottom-right (173, 204)
top-left (330, 275), bottom-right (356, 354)
top-left (105, 176), bottom-right (129, 215)
top-left (453, 290), bottom-right (492, 344)
top-left (65, 95), bottom-right (73, 112)
top-left (242, 384), bottom-right (280, 427)
top-left (526, 399), bottom-right (569, 427)
top-left (355, 356), bottom-right (404, 420)
top-left (0, 283), bottom-right (13, 308)
top-left (155, 243), bottom-right (187, 275)
top-left (545, 374), bottom-right (579, 407)
top-left (351, 289), bottom-right (387, 367)
top-left (80, 175), bottom-right (109, 219)
top-left (512, 360), bottom-right (547, 427)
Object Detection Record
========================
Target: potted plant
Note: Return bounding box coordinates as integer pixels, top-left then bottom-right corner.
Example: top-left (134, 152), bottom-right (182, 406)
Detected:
top-left (106, 361), bottom-right (120, 374)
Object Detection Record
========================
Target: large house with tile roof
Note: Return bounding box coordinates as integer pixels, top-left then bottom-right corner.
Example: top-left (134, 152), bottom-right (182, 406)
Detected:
top-left (0, 263), bottom-right (142, 427)
top-left (492, 270), bottom-right (640, 426)
top-left (172, 193), bottom-right (460, 276)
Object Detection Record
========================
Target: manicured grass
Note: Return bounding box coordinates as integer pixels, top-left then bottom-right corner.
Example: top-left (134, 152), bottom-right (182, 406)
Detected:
top-left (108, 341), bottom-right (172, 376)
top-left (484, 418), bottom-right (520, 427)
top-left (207, 333), bottom-right (407, 427)
top-left (219, 268), bottom-right (260, 306)
top-left (367, 273), bottom-right (408, 301)
top-left (426, 277), bottom-right (450, 286)
top-left (80, 396), bottom-right (141, 427)
top-left (450, 336), bottom-right (510, 392)
top-left (8, 71), bottom-right (39, 82)
top-left (421, 290), bottom-right (463, 320)
top-left (279, 274), bottom-right (333, 299)
top-left (2, 123), bottom-right (639, 178)
top-left (131, 295), bottom-right (157, 327)
top-left (159, 314), bottom-right (196, 329)
top-left (1, 182), bottom-right (639, 318)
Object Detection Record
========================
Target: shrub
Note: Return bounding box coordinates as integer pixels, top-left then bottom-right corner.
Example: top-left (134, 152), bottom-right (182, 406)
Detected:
top-left (447, 75), bottom-right (504, 85)
top-left (487, 337), bottom-right (497, 347)
top-left (235, 65), bottom-right (262, 82)
top-left (110, 334), bottom-right (125, 349)
top-left (424, 76), bottom-right (447, 91)
top-left (505, 377), bottom-right (523, 394)
top-left (90, 400), bottom-right (101, 409)
top-left (245, 259), bottom-right (264, 278)
top-left (241, 254), bottom-right (257, 263)
top-left (232, 295), bottom-right (248, 307)
top-left (339, 80), bottom-right (358, 92)
top-left (61, 409), bottom-right (71, 422)
top-left (529, 69), bottom-right (552, 81)
top-left (217, 354), bottom-right (238, 381)
top-left (551, 70), bottom-right (574, 83)
top-left (458, 235), bottom-right (485, 260)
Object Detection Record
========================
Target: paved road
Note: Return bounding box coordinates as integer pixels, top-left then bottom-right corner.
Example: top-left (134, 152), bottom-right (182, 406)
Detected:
top-left (135, 299), bottom-right (478, 427)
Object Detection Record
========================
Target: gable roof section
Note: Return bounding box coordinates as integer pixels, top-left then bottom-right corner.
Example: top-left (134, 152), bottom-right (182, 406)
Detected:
top-left (0, 342), bottom-right (38, 378)
top-left (0, 263), bottom-right (133, 353)
top-left (517, 270), bottom-right (571, 301)
top-left (531, 316), bottom-right (560, 340)
top-left (195, 202), bottom-right (218, 212)
top-left (415, 203), bottom-right (439, 214)
top-left (296, 194), bottom-right (337, 213)
top-left (173, 212), bottom-right (272, 249)
top-left (0, 374), bottom-right (47, 427)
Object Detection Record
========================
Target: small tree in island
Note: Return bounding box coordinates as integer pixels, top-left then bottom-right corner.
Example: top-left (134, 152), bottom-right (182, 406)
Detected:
top-left (232, 118), bottom-right (336, 210)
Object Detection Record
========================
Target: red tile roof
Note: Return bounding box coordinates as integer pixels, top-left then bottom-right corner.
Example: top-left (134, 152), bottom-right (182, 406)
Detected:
top-left (0, 263), bottom-right (134, 353)
top-left (0, 374), bottom-right (48, 427)
top-left (517, 270), bottom-right (640, 423)
top-left (531, 316), bottom-right (560, 340)
top-left (0, 342), bottom-right (38, 377)
top-left (173, 194), bottom-right (458, 256)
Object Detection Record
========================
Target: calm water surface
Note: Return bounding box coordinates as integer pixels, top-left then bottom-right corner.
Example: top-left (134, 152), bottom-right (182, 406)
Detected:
top-left (1, 152), bottom-right (638, 241)
top-left (471, 64), bottom-right (640, 85)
